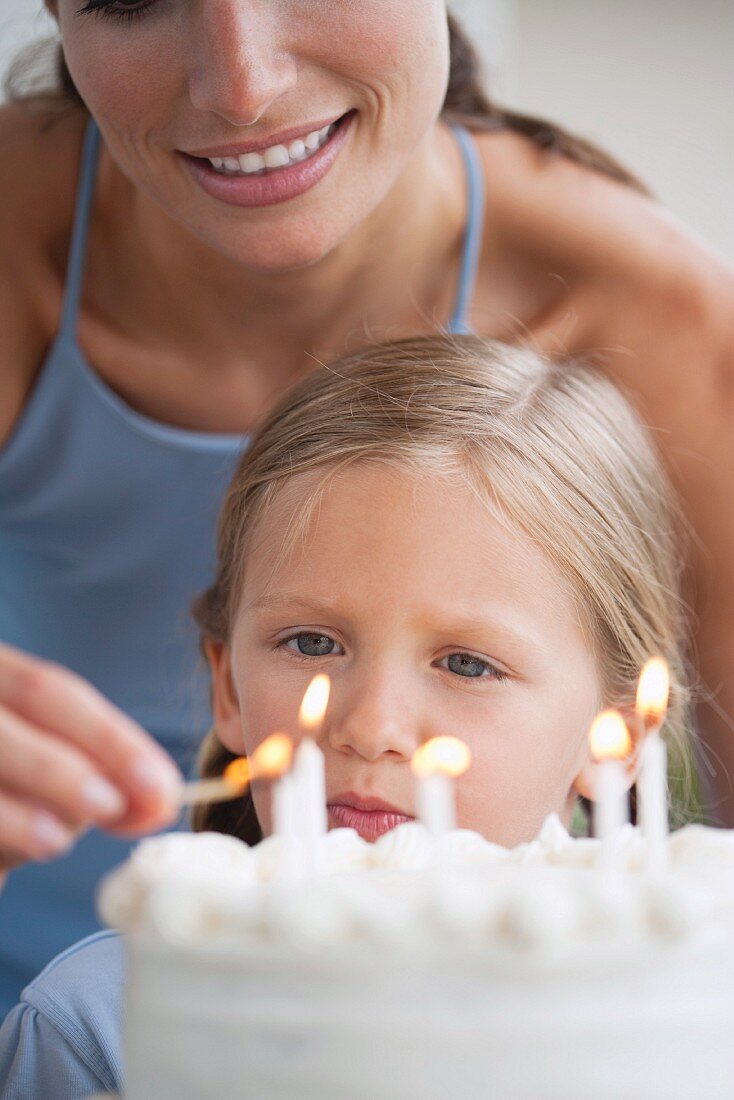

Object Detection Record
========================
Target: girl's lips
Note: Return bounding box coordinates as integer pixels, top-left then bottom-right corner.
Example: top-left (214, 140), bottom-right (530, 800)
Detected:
top-left (328, 803), bottom-right (413, 842)
top-left (180, 111), bottom-right (354, 208)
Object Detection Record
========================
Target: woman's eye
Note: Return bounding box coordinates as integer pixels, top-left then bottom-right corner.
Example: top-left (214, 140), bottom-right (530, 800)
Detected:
top-left (282, 632), bottom-right (339, 658)
top-left (442, 653), bottom-right (506, 680)
top-left (76, 0), bottom-right (156, 22)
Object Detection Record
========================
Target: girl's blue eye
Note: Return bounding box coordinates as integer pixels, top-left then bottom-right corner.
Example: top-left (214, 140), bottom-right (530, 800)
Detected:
top-left (284, 632), bottom-right (337, 657)
top-left (444, 653), bottom-right (505, 680)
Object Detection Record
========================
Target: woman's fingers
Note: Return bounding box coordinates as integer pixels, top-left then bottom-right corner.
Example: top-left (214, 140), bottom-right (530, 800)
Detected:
top-left (0, 643), bottom-right (182, 831)
top-left (0, 789), bottom-right (78, 872)
top-left (0, 704), bottom-right (127, 828)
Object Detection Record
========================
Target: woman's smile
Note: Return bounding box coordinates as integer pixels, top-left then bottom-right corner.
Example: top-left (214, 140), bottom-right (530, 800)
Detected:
top-left (180, 111), bottom-right (355, 208)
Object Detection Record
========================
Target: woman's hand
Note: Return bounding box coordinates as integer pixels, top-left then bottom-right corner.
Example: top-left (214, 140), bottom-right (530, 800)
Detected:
top-left (0, 642), bottom-right (182, 876)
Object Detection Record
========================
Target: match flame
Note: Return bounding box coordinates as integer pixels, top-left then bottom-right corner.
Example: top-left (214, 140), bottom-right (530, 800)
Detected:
top-left (636, 657), bottom-right (670, 725)
top-left (411, 736), bottom-right (472, 779)
top-left (222, 734), bottom-right (294, 790)
top-left (252, 733), bottom-right (293, 779)
top-left (589, 710), bottom-right (632, 762)
top-left (222, 757), bottom-right (250, 790)
top-left (299, 674), bottom-right (331, 732)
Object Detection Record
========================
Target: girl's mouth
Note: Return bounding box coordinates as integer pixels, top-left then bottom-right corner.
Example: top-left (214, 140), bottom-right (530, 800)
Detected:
top-left (180, 111), bottom-right (355, 208)
top-left (328, 792), bottom-right (413, 842)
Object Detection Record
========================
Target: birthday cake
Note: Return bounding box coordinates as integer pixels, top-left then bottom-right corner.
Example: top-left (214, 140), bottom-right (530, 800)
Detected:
top-left (99, 817), bottom-right (734, 1100)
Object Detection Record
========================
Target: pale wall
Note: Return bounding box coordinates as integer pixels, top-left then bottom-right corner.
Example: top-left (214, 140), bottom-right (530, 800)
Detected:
top-left (502, 0), bottom-right (734, 260)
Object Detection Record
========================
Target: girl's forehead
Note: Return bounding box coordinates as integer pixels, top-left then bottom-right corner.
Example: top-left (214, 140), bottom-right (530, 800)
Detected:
top-left (240, 463), bottom-right (582, 641)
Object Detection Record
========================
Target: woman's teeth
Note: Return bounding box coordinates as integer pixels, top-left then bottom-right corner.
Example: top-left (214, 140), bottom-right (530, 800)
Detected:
top-left (208, 123), bottom-right (337, 175)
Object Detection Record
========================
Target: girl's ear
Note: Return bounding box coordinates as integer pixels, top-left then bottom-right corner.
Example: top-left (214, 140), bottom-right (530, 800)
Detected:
top-left (203, 639), bottom-right (245, 756)
top-left (571, 706), bottom-right (643, 802)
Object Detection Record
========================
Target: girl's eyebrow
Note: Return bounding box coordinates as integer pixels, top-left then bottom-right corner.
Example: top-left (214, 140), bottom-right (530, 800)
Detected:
top-left (249, 593), bottom-right (340, 614)
top-left (248, 593), bottom-right (541, 650)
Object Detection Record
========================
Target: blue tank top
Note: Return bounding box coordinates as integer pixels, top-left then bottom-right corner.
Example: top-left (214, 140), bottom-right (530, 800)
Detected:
top-left (0, 117), bottom-right (485, 1018)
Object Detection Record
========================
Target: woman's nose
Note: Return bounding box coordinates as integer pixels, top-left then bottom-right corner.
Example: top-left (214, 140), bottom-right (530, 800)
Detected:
top-left (187, 2), bottom-right (298, 127)
top-left (326, 673), bottom-right (426, 764)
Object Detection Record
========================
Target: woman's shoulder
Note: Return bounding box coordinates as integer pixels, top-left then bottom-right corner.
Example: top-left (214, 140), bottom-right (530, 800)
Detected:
top-left (0, 929), bottom-right (125, 1097)
top-left (0, 100), bottom-right (87, 231)
top-left (0, 101), bottom-right (88, 447)
top-left (471, 126), bottom-right (733, 352)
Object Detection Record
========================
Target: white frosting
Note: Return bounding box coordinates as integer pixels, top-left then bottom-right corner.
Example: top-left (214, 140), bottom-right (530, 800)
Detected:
top-left (99, 815), bottom-right (734, 955)
top-left (107, 817), bottom-right (734, 1100)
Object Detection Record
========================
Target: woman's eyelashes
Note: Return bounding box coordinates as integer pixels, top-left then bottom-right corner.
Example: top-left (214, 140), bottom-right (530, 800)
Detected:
top-left (76, 0), bottom-right (157, 23)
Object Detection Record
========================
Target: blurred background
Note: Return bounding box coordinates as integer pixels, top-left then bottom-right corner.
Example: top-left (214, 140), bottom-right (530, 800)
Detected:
top-left (1, 0), bottom-right (732, 259)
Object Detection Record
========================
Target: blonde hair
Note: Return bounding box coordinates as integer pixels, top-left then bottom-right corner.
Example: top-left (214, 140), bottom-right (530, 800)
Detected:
top-left (191, 336), bottom-right (692, 840)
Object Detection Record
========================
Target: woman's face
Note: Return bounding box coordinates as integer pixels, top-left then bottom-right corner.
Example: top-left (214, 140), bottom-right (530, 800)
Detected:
top-left (209, 463), bottom-right (613, 849)
top-left (53, 0), bottom-right (450, 271)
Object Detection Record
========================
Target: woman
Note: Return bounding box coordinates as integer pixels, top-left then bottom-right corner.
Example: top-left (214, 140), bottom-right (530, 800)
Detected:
top-left (0, 0), bottom-right (732, 1018)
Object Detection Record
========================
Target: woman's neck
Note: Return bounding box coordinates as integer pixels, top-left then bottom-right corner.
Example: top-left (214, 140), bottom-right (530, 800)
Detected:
top-left (97, 121), bottom-right (466, 378)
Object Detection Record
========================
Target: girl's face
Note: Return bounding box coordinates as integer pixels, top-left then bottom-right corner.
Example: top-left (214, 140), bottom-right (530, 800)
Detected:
top-left (54, 0), bottom-right (450, 271)
top-left (210, 463), bottom-right (612, 848)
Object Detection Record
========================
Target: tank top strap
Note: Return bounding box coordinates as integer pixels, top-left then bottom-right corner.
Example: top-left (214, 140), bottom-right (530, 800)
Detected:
top-left (59, 117), bottom-right (101, 341)
top-left (56, 117), bottom-right (484, 340)
top-left (446, 124), bottom-right (485, 336)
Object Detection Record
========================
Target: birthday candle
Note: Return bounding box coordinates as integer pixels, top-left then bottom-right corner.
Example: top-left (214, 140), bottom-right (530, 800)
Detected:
top-left (291, 675), bottom-right (331, 874)
top-left (411, 737), bottom-right (472, 836)
top-left (588, 710), bottom-right (632, 873)
top-left (636, 657), bottom-right (670, 872)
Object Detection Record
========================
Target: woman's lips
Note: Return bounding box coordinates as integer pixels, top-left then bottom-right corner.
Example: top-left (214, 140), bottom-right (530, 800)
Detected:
top-left (328, 799), bottom-right (413, 842)
top-left (180, 111), bottom-right (354, 208)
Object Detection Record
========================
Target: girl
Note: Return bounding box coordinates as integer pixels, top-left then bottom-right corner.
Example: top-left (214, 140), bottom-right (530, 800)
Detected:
top-left (1, 0), bottom-right (732, 1015)
top-left (0, 335), bottom-right (691, 1096)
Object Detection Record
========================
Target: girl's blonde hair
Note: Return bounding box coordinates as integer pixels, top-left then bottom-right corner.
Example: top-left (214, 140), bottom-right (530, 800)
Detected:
top-left (191, 336), bottom-right (692, 841)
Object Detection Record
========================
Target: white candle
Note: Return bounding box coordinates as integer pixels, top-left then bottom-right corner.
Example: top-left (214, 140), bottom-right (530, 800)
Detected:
top-left (417, 772), bottom-right (456, 835)
top-left (411, 737), bottom-right (471, 837)
top-left (638, 732), bottom-right (669, 872)
top-left (279, 739), bottom-right (327, 877)
top-left (588, 710), bottom-right (632, 872)
top-left (593, 759), bottom-right (629, 845)
top-left (290, 675), bottom-right (331, 876)
top-left (272, 768), bottom-right (297, 834)
top-left (635, 657), bottom-right (671, 872)
top-left (295, 738), bottom-right (328, 839)
top-left (273, 768), bottom-right (301, 880)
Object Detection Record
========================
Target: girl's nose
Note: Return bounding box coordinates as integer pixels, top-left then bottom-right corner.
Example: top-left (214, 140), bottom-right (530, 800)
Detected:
top-left (326, 673), bottom-right (425, 764)
top-left (187, 2), bottom-right (298, 127)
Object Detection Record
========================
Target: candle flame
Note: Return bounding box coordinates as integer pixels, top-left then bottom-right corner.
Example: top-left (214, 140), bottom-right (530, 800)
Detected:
top-left (411, 736), bottom-right (472, 779)
top-left (636, 657), bottom-right (670, 723)
top-left (221, 734), bottom-right (294, 791)
top-left (589, 710), bottom-right (632, 762)
top-left (299, 674), bottom-right (331, 731)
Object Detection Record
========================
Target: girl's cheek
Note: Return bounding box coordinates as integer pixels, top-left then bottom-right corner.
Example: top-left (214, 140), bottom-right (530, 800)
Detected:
top-left (250, 785), bottom-right (272, 836)
top-left (456, 738), bottom-right (570, 847)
